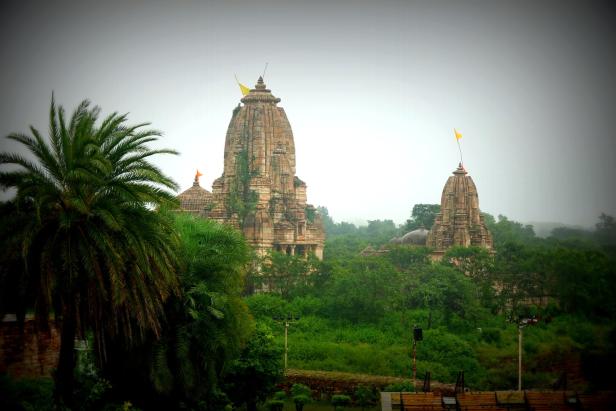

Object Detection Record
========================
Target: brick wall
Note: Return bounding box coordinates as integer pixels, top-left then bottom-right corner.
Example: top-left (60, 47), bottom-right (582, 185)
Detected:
top-left (0, 315), bottom-right (60, 378)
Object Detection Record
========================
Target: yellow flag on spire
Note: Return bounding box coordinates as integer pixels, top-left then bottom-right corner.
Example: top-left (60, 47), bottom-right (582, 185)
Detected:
top-left (234, 74), bottom-right (250, 96)
top-left (454, 128), bottom-right (462, 140)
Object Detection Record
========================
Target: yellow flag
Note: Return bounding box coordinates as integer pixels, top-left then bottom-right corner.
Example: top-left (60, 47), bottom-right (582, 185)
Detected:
top-left (454, 128), bottom-right (462, 140)
top-left (235, 75), bottom-right (250, 96)
top-left (238, 82), bottom-right (250, 96)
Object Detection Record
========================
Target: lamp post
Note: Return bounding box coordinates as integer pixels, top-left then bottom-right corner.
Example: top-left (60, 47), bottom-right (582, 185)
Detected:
top-left (517, 317), bottom-right (538, 391)
top-left (274, 313), bottom-right (300, 373)
top-left (412, 325), bottom-right (423, 392)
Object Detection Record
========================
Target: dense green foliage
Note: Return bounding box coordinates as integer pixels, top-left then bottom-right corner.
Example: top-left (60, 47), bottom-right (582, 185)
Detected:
top-left (403, 204), bottom-right (441, 231)
top-left (0, 99), bottom-right (282, 411)
top-left (224, 323), bottom-right (284, 411)
top-left (2, 99), bottom-right (615, 409)
top-left (0, 98), bottom-right (180, 407)
top-left (247, 210), bottom-right (616, 391)
top-left (142, 214), bottom-right (253, 408)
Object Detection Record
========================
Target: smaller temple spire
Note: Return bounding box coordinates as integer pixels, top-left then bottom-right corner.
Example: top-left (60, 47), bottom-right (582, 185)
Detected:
top-left (426, 162), bottom-right (492, 258)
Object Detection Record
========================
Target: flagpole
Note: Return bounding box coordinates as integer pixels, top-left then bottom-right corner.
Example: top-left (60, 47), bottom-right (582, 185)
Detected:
top-left (455, 129), bottom-right (464, 166)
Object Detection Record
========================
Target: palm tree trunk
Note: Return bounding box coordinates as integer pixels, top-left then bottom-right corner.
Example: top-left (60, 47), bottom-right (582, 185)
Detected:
top-left (55, 303), bottom-right (77, 408)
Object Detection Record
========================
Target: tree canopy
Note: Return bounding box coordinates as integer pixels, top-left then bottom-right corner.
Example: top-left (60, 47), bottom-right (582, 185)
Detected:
top-left (0, 97), bottom-right (180, 407)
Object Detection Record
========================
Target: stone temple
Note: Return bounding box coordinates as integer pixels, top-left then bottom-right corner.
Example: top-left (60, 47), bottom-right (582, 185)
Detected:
top-left (426, 163), bottom-right (493, 258)
top-left (177, 77), bottom-right (325, 259)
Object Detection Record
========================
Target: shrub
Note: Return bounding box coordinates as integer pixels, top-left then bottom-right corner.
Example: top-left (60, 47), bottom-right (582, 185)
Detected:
top-left (266, 399), bottom-right (285, 411)
top-left (331, 394), bottom-right (351, 409)
top-left (266, 391), bottom-right (287, 411)
top-left (245, 294), bottom-right (290, 319)
top-left (293, 394), bottom-right (310, 411)
top-left (354, 385), bottom-right (376, 410)
top-left (291, 383), bottom-right (311, 397)
top-left (384, 381), bottom-right (414, 392)
top-left (0, 375), bottom-right (54, 411)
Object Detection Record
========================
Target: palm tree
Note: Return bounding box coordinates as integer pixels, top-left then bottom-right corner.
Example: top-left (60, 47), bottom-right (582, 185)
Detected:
top-left (0, 97), bottom-right (180, 407)
top-left (146, 214), bottom-right (253, 408)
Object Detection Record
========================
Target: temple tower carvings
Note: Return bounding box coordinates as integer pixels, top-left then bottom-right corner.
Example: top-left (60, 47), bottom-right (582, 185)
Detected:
top-left (179, 77), bottom-right (325, 258)
top-left (426, 163), bottom-right (493, 258)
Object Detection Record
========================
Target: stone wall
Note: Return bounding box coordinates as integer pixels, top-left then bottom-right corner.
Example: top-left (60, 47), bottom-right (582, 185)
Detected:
top-left (280, 369), bottom-right (454, 398)
top-left (0, 316), bottom-right (60, 378)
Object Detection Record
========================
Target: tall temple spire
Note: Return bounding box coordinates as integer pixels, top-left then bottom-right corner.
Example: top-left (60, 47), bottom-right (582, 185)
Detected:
top-left (426, 163), bottom-right (493, 259)
top-left (180, 78), bottom-right (325, 259)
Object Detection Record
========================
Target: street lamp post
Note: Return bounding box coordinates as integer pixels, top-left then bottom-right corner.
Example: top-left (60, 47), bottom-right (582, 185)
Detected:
top-left (517, 317), bottom-right (538, 391)
top-left (518, 324), bottom-right (522, 391)
top-left (412, 326), bottom-right (423, 392)
top-left (274, 313), bottom-right (300, 374)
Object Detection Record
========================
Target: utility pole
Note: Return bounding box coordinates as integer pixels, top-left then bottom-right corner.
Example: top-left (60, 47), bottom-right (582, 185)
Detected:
top-left (412, 338), bottom-right (417, 391)
top-left (517, 317), bottom-right (538, 391)
top-left (518, 324), bottom-right (523, 391)
top-left (274, 313), bottom-right (299, 374)
top-left (412, 326), bottom-right (423, 392)
top-left (284, 319), bottom-right (289, 372)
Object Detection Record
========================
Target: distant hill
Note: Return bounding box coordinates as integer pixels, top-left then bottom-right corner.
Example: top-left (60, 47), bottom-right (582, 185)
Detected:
top-left (525, 221), bottom-right (592, 238)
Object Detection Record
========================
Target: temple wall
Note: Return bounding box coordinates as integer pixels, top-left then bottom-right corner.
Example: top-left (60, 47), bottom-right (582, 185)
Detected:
top-left (0, 316), bottom-right (60, 379)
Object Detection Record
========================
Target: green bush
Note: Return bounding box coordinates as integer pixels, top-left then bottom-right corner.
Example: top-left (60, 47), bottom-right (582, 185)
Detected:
top-left (0, 375), bottom-right (54, 411)
top-left (245, 293), bottom-right (290, 319)
top-left (293, 394), bottom-right (311, 411)
top-left (383, 381), bottom-right (414, 392)
top-left (354, 385), bottom-right (376, 410)
top-left (291, 383), bottom-right (311, 397)
top-left (480, 328), bottom-right (502, 344)
top-left (331, 394), bottom-right (351, 409)
top-left (265, 399), bottom-right (284, 411)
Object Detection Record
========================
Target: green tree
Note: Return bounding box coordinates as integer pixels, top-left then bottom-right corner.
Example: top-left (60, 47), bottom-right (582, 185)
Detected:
top-left (595, 213), bottom-right (616, 246)
top-left (405, 265), bottom-right (483, 329)
top-left (317, 206), bottom-right (359, 237)
top-left (361, 219), bottom-right (398, 244)
top-left (224, 323), bottom-right (283, 411)
top-left (442, 246), bottom-right (496, 308)
top-left (386, 245), bottom-right (432, 271)
top-left (324, 256), bottom-right (401, 323)
top-left (0, 98), bottom-right (179, 407)
top-left (404, 204), bottom-right (440, 231)
top-left (484, 214), bottom-right (536, 246)
top-left (256, 252), bottom-right (322, 299)
top-left (143, 214), bottom-right (253, 409)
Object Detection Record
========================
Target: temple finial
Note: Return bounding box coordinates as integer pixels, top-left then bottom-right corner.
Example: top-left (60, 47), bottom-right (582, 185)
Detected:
top-left (255, 76), bottom-right (266, 90)
top-left (194, 169), bottom-right (203, 186)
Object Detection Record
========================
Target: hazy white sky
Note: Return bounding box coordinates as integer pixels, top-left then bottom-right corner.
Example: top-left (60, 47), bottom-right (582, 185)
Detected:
top-left (1, 0), bottom-right (615, 227)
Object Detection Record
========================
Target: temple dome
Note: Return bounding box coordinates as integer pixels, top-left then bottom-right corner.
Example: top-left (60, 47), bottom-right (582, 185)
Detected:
top-left (400, 227), bottom-right (429, 245)
top-left (176, 178), bottom-right (212, 215)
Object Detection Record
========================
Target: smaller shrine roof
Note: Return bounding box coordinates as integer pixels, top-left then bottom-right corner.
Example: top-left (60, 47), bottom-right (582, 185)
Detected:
top-left (176, 178), bottom-right (212, 213)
